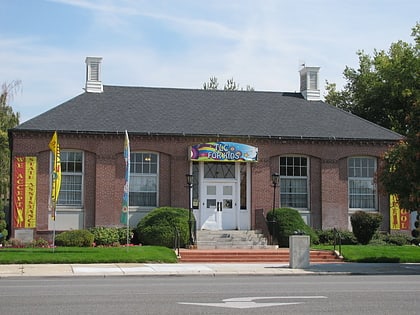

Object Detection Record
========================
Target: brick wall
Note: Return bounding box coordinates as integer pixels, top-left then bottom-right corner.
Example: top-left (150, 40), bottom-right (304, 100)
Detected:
top-left (10, 131), bottom-right (395, 238)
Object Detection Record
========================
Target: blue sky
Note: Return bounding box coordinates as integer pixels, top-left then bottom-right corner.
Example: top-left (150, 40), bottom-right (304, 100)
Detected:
top-left (1, 0), bottom-right (419, 122)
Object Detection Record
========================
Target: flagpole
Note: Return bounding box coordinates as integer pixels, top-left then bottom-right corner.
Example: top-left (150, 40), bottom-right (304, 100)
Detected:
top-left (126, 131), bottom-right (130, 250)
top-left (121, 130), bottom-right (130, 251)
top-left (52, 201), bottom-right (56, 253)
top-left (49, 131), bottom-right (61, 253)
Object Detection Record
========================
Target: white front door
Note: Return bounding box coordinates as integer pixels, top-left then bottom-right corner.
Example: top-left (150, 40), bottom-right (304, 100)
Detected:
top-left (201, 182), bottom-right (236, 230)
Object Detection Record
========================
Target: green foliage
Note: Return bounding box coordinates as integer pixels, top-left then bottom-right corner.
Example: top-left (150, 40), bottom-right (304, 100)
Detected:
top-left (1, 81), bottom-right (20, 222)
top-left (325, 23), bottom-right (420, 213)
top-left (0, 208), bottom-right (8, 243)
top-left (382, 232), bottom-right (412, 246)
top-left (136, 207), bottom-right (192, 248)
top-left (350, 211), bottom-right (383, 245)
top-left (315, 229), bottom-right (358, 245)
top-left (266, 208), bottom-right (318, 247)
top-left (380, 138), bottom-right (420, 213)
top-left (412, 211), bottom-right (420, 244)
top-left (55, 229), bottom-right (94, 247)
top-left (325, 23), bottom-right (419, 136)
top-left (88, 226), bottom-right (131, 246)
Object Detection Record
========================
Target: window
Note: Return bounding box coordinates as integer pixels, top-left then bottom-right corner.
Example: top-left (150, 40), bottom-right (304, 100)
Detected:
top-left (280, 156), bottom-right (308, 209)
top-left (57, 151), bottom-right (83, 206)
top-left (348, 157), bottom-right (377, 210)
top-left (204, 162), bottom-right (235, 179)
top-left (309, 71), bottom-right (318, 90)
top-left (130, 153), bottom-right (158, 207)
top-left (89, 62), bottom-right (100, 81)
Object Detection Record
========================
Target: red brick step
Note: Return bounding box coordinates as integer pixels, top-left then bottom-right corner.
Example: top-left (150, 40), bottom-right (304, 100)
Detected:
top-left (178, 249), bottom-right (343, 263)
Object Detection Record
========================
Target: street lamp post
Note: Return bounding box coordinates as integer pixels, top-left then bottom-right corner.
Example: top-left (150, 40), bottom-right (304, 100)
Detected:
top-left (270, 173), bottom-right (280, 245)
top-left (271, 173), bottom-right (280, 211)
top-left (186, 174), bottom-right (194, 247)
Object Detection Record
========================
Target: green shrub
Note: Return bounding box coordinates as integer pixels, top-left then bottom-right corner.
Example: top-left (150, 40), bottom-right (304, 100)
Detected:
top-left (136, 207), bottom-right (192, 248)
top-left (55, 229), bottom-right (94, 247)
top-left (338, 231), bottom-right (358, 245)
top-left (316, 229), bottom-right (335, 245)
top-left (266, 208), bottom-right (318, 247)
top-left (383, 232), bottom-right (412, 246)
top-left (117, 227), bottom-right (133, 245)
top-left (0, 208), bottom-right (8, 244)
top-left (29, 238), bottom-right (50, 248)
top-left (412, 211), bottom-right (420, 242)
top-left (88, 226), bottom-right (133, 246)
top-left (315, 229), bottom-right (357, 245)
top-left (350, 211), bottom-right (383, 245)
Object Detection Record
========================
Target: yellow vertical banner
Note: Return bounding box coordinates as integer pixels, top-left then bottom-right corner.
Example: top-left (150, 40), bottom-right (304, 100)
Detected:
top-left (25, 157), bottom-right (37, 228)
top-left (49, 131), bottom-right (61, 220)
top-left (390, 194), bottom-right (400, 230)
top-left (390, 194), bottom-right (410, 230)
top-left (12, 156), bottom-right (37, 228)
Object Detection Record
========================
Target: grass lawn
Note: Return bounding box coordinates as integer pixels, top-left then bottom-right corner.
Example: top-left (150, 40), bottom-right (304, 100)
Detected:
top-left (0, 246), bottom-right (178, 264)
top-left (1, 245), bottom-right (419, 264)
top-left (314, 245), bottom-right (420, 263)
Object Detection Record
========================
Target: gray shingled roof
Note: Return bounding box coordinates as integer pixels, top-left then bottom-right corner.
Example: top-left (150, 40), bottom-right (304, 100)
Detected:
top-left (15, 85), bottom-right (401, 141)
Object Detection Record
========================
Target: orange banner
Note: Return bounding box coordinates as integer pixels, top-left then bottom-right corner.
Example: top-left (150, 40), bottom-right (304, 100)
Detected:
top-left (12, 156), bottom-right (37, 228)
top-left (390, 194), bottom-right (410, 230)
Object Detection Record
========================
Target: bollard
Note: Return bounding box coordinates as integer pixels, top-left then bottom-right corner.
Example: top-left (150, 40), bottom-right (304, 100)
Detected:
top-left (289, 235), bottom-right (310, 269)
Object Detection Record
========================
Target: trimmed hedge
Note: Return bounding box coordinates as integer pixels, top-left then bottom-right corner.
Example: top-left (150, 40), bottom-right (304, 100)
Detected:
top-left (316, 229), bottom-right (358, 245)
top-left (136, 207), bottom-right (192, 248)
top-left (266, 207), bottom-right (318, 247)
top-left (89, 226), bottom-right (132, 246)
top-left (55, 229), bottom-right (94, 247)
top-left (350, 211), bottom-right (383, 245)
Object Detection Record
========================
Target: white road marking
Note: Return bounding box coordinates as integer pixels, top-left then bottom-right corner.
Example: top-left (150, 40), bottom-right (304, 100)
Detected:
top-left (178, 296), bottom-right (327, 309)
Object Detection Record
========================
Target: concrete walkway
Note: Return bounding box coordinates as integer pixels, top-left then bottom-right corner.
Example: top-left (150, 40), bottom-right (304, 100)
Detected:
top-left (1, 262), bottom-right (420, 277)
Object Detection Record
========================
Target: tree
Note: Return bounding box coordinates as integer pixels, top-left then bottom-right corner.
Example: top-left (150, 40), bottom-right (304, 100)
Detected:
top-left (325, 23), bottom-right (420, 214)
top-left (325, 23), bottom-right (419, 136)
top-left (203, 77), bottom-right (254, 91)
top-left (0, 81), bottom-right (21, 230)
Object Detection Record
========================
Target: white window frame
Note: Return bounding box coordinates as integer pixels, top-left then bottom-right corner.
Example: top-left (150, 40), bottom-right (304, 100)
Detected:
top-left (279, 156), bottom-right (309, 210)
top-left (348, 156), bottom-right (377, 211)
top-left (130, 152), bottom-right (159, 208)
top-left (53, 150), bottom-right (84, 208)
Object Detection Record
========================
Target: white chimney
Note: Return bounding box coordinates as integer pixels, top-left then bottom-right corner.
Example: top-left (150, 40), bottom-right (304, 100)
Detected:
top-left (299, 66), bottom-right (320, 101)
top-left (85, 57), bottom-right (103, 93)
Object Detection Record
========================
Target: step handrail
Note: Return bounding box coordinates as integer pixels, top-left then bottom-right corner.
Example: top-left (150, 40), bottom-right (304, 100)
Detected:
top-left (333, 228), bottom-right (342, 256)
top-left (173, 226), bottom-right (180, 257)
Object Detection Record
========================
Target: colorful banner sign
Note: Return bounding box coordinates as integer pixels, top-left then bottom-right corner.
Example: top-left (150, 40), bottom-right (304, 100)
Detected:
top-left (12, 156), bottom-right (37, 228)
top-left (120, 130), bottom-right (130, 225)
top-left (190, 142), bottom-right (258, 162)
top-left (390, 194), bottom-right (410, 230)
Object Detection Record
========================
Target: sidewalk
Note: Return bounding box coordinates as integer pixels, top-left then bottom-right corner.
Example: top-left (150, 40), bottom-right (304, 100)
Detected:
top-left (1, 262), bottom-right (420, 277)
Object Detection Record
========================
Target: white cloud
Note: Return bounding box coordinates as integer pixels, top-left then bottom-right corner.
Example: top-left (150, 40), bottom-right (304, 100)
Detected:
top-left (1, 0), bottom-right (418, 121)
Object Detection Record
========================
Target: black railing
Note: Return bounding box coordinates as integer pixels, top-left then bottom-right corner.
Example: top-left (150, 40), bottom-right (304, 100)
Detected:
top-left (333, 228), bottom-right (342, 256)
top-left (173, 226), bottom-right (180, 257)
top-left (266, 218), bottom-right (277, 245)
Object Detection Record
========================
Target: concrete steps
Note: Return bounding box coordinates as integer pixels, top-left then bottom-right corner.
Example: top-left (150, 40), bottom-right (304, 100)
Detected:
top-left (178, 248), bottom-right (343, 263)
top-left (196, 230), bottom-right (271, 249)
top-left (181, 230), bottom-right (343, 263)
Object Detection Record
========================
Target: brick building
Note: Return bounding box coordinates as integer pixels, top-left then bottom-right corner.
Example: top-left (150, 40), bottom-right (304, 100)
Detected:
top-left (8, 57), bottom-right (401, 241)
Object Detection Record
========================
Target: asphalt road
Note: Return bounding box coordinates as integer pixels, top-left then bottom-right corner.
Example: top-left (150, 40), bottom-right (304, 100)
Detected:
top-left (0, 275), bottom-right (418, 314)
